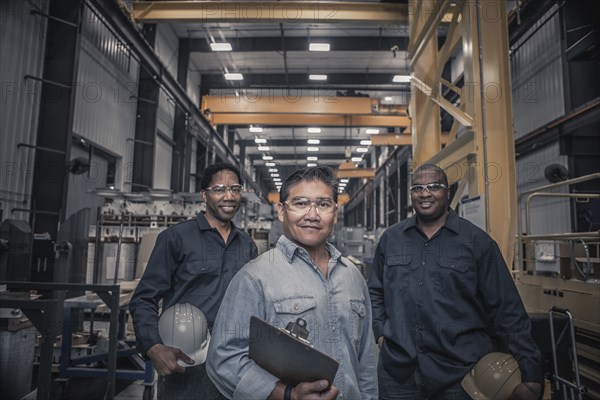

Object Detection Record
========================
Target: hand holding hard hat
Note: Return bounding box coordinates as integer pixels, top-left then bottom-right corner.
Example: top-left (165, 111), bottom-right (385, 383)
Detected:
top-left (155, 303), bottom-right (211, 369)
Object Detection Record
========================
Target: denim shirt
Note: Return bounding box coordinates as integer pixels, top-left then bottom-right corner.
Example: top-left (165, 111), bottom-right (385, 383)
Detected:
top-left (207, 235), bottom-right (378, 400)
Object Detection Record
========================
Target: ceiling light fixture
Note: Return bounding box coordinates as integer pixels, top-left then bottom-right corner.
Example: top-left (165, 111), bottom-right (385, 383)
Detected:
top-left (340, 179), bottom-right (349, 183)
top-left (309, 43), bottom-right (330, 52)
top-left (307, 147), bottom-right (319, 152)
top-left (307, 156), bottom-right (318, 161)
top-left (360, 140), bottom-right (372, 146)
top-left (225, 73), bottom-right (244, 80)
top-left (265, 162), bottom-right (276, 166)
top-left (351, 157), bottom-right (363, 162)
top-left (307, 139), bottom-right (320, 144)
top-left (273, 178), bottom-right (281, 182)
top-left (250, 126), bottom-right (263, 133)
top-left (384, 96), bottom-right (393, 101)
top-left (270, 173), bottom-right (280, 177)
top-left (307, 163), bottom-right (317, 167)
top-left (210, 42), bottom-right (233, 51)
top-left (258, 146), bottom-right (270, 151)
top-left (365, 129), bottom-right (379, 134)
top-left (254, 138), bottom-right (267, 144)
top-left (392, 75), bottom-right (411, 83)
top-left (309, 74), bottom-right (327, 81)
top-left (356, 147), bottom-right (369, 153)
top-left (307, 127), bottom-right (321, 133)
top-left (268, 168), bottom-right (278, 172)
top-left (262, 155), bottom-right (273, 160)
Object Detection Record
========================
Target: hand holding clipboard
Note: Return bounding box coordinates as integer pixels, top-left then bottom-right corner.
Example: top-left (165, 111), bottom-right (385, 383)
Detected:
top-left (248, 316), bottom-right (339, 387)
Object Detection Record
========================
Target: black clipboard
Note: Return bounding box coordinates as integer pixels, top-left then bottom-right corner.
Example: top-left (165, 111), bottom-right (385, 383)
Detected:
top-left (249, 316), bottom-right (339, 386)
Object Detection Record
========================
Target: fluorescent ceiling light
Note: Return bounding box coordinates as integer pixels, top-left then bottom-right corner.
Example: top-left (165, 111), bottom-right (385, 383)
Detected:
top-left (250, 126), bottom-right (263, 133)
top-left (356, 147), bottom-right (369, 153)
top-left (393, 75), bottom-right (411, 83)
top-left (262, 155), bottom-right (273, 160)
top-left (273, 178), bottom-right (281, 182)
top-left (351, 157), bottom-right (363, 162)
top-left (384, 96), bottom-right (393, 101)
top-left (210, 42), bottom-right (232, 51)
top-left (360, 140), bottom-right (372, 146)
top-left (271, 173), bottom-right (280, 177)
top-left (340, 179), bottom-right (349, 183)
top-left (268, 168), bottom-right (278, 172)
top-left (307, 156), bottom-right (318, 161)
top-left (309, 74), bottom-right (327, 81)
top-left (307, 163), bottom-right (317, 167)
top-left (307, 147), bottom-right (319, 152)
top-left (254, 138), bottom-right (267, 144)
top-left (309, 43), bottom-right (330, 52)
top-left (307, 127), bottom-right (321, 133)
top-left (225, 73), bottom-right (244, 80)
top-left (258, 146), bottom-right (270, 151)
top-left (265, 162), bottom-right (276, 166)
top-left (307, 139), bottom-right (320, 144)
top-left (365, 129), bottom-right (379, 134)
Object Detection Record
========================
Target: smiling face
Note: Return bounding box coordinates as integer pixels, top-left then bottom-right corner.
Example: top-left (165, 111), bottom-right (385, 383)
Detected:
top-left (201, 169), bottom-right (242, 224)
top-left (411, 169), bottom-right (449, 224)
top-left (277, 179), bottom-right (338, 252)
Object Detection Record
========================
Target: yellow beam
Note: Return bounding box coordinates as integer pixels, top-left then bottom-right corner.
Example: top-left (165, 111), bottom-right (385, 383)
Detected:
top-left (337, 168), bottom-right (376, 178)
top-left (370, 133), bottom-right (448, 146)
top-left (208, 113), bottom-right (410, 127)
top-left (203, 96), bottom-right (374, 115)
top-left (132, 1), bottom-right (407, 24)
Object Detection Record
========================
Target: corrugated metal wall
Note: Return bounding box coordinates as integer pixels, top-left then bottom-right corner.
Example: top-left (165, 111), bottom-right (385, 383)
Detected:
top-left (72, 4), bottom-right (139, 192)
top-left (0, 0), bottom-right (48, 221)
top-left (511, 5), bottom-right (565, 139)
top-left (153, 24), bottom-right (179, 189)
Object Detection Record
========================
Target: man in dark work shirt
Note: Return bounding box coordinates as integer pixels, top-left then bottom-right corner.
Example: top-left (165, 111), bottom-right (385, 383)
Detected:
top-left (368, 163), bottom-right (542, 399)
top-left (130, 162), bottom-right (258, 400)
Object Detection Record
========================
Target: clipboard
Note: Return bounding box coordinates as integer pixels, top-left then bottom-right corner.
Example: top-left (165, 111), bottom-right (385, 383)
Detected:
top-left (249, 316), bottom-right (339, 386)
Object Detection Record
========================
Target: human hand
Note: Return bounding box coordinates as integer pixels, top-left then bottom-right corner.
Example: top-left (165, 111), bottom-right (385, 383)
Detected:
top-left (146, 343), bottom-right (194, 375)
top-left (291, 380), bottom-right (339, 400)
top-left (509, 382), bottom-right (542, 400)
top-left (377, 336), bottom-right (384, 349)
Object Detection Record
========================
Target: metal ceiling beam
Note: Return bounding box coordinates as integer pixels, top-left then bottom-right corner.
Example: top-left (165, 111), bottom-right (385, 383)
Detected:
top-left (186, 36), bottom-right (407, 52)
top-left (249, 153), bottom-right (348, 161)
top-left (200, 73), bottom-right (409, 90)
top-left (203, 95), bottom-right (376, 114)
top-left (238, 139), bottom-right (366, 147)
top-left (132, 1), bottom-right (407, 24)
top-left (210, 113), bottom-right (410, 127)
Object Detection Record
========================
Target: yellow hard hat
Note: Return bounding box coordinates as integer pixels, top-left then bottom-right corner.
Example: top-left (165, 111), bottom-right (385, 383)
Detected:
top-left (461, 352), bottom-right (521, 400)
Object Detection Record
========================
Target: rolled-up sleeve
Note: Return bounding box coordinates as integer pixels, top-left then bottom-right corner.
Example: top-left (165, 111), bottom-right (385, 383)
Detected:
top-left (207, 269), bottom-right (279, 399)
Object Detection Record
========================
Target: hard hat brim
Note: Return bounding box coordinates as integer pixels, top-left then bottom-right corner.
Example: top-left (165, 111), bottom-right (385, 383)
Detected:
top-left (461, 373), bottom-right (490, 400)
top-left (177, 331), bottom-right (211, 367)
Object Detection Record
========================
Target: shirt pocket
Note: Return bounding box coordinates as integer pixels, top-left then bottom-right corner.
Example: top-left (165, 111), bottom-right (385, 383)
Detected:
top-left (385, 255), bottom-right (413, 291)
top-left (272, 296), bottom-right (317, 329)
top-left (432, 256), bottom-right (474, 297)
top-left (180, 261), bottom-right (219, 281)
top-left (349, 299), bottom-right (366, 349)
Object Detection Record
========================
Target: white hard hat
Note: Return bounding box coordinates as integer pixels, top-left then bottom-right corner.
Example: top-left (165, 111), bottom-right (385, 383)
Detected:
top-left (461, 352), bottom-right (521, 400)
top-left (158, 303), bottom-right (211, 367)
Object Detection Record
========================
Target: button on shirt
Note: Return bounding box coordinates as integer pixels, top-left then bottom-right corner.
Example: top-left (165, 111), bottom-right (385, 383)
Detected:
top-left (207, 235), bottom-right (378, 400)
top-left (129, 213), bottom-right (258, 354)
top-left (368, 211), bottom-right (542, 396)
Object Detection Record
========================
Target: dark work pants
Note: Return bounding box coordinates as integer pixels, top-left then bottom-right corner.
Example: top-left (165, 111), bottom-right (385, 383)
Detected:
top-left (157, 363), bottom-right (227, 400)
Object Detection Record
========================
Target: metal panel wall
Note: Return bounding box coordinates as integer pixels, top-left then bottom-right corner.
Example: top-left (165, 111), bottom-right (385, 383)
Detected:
top-left (72, 4), bottom-right (139, 192)
top-left (516, 142), bottom-right (570, 235)
top-left (0, 0), bottom-right (48, 221)
top-left (511, 5), bottom-right (565, 139)
top-left (153, 24), bottom-right (179, 189)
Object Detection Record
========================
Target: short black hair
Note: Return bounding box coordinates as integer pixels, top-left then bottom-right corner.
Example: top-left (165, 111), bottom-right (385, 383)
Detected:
top-left (199, 162), bottom-right (242, 191)
top-left (413, 163), bottom-right (449, 186)
top-left (280, 166), bottom-right (338, 203)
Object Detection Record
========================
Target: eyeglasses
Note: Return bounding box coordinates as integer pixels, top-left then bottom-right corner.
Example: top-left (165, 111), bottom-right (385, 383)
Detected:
top-left (409, 183), bottom-right (448, 194)
top-left (283, 197), bottom-right (338, 215)
top-left (204, 184), bottom-right (243, 195)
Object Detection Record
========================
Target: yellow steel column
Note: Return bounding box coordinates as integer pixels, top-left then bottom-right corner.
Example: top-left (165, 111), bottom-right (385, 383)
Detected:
top-left (409, 0), bottom-right (441, 166)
